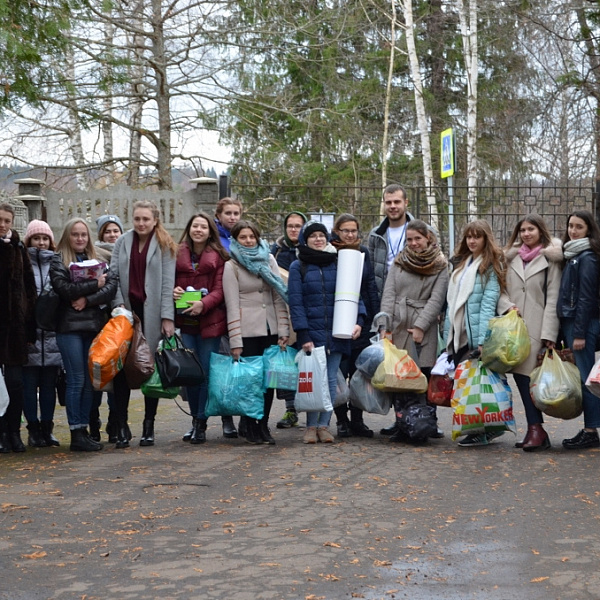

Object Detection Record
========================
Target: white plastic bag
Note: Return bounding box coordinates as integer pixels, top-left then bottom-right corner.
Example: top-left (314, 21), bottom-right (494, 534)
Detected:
top-left (0, 368), bottom-right (8, 418)
top-left (348, 370), bottom-right (392, 415)
top-left (294, 346), bottom-right (333, 413)
top-left (431, 352), bottom-right (455, 377)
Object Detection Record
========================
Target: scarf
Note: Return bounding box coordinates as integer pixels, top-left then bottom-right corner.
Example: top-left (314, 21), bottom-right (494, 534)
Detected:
top-left (518, 243), bottom-right (542, 267)
top-left (330, 233), bottom-right (361, 251)
top-left (563, 238), bottom-right (592, 260)
top-left (0, 229), bottom-right (12, 243)
top-left (229, 238), bottom-right (288, 303)
top-left (296, 242), bottom-right (338, 266)
top-left (395, 243), bottom-right (447, 276)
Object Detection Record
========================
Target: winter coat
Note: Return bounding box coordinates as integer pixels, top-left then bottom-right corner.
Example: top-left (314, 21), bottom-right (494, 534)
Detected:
top-left (111, 231), bottom-right (176, 355)
top-left (25, 247), bottom-right (62, 368)
top-left (380, 263), bottom-right (449, 369)
top-left (444, 266), bottom-right (500, 351)
top-left (497, 240), bottom-right (563, 375)
top-left (215, 220), bottom-right (232, 251)
top-left (94, 240), bottom-right (115, 264)
top-left (270, 237), bottom-right (298, 271)
top-left (288, 259), bottom-right (366, 357)
top-left (0, 231), bottom-right (37, 366)
top-left (367, 213), bottom-right (414, 300)
top-left (174, 241), bottom-right (227, 339)
top-left (222, 256), bottom-right (289, 350)
top-left (50, 254), bottom-right (118, 335)
top-left (556, 248), bottom-right (600, 339)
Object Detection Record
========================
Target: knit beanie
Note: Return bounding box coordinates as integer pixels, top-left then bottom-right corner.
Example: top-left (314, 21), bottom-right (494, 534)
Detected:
top-left (302, 220), bottom-right (328, 241)
top-left (24, 220), bottom-right (54, 246)
top-left (96, 214), bottom-right (124, 236)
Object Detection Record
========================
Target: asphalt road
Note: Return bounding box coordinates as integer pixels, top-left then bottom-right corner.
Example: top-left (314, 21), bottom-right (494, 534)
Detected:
top-left (1, 382), bottom-right (599, 600)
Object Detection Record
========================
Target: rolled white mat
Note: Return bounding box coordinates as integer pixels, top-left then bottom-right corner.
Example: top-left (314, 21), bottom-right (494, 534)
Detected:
top-left (332, 249), bottom-right (365, 339)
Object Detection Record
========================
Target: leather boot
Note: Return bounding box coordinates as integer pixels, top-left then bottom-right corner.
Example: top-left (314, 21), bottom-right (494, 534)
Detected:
top-left (182, 419), bottom-right (194, 442)
top-left (238, 416), bottom-right (247, 438)
top-left (40, 421), bottom-right (60, 446)
top-left (70, 428), bottom-right (103, 452)
top-left (259, 419), bottom-right (276, 445)
top-left (0, 431), bottom-right (10, 453)
top-left (10, 431), bottom-right (26, 452)
top-left (89, 418), bottom-right (102, 442)
top-left (222, 415), bottom-right (238, 438)
top-left (190, 418), bottom-right (207, 445)
top-left (140, 419), bottom-right (155, 446)
top-left (27, 422), bottom-right (47, 448)
top-left (244, 419), bottom-right (262, 445)
top-left (515, 429), bottom-right (532, 449)
top-left (523, 424), bottom-right (551, 452)
top-left (115, 421), bottom-right (130, 449)
top-left (106, 413), bottom-right (118, 444)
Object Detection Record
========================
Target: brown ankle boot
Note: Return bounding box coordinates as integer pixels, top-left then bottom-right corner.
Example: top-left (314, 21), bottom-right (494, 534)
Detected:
top-left (522, 424), bottom-right (551, 452)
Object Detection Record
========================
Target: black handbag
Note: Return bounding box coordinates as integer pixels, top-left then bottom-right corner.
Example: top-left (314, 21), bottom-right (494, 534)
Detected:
top-left (155, 334), bottom-right (205, 387)
top-left (35, 284), bottom-right (61, 331)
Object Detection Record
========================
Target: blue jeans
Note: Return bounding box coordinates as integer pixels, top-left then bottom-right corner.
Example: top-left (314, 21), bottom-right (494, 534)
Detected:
top-left (56, 332), bottom-right (96, 429)
top-left (306, 351), bottom-right (342, 428)
top-left (513, 373), bottom-right (543, 426)
top-left (561, 317), bottom-right (600, 428)
top-left (22, 366), bottom-right (59, 423)
top-left (181, 333), bottom-right (221, 420)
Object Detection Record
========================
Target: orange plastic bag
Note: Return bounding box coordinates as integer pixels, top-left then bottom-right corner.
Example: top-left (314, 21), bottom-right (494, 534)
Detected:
top-left (89, 309), bottom-right (134, 390)
top-left (371, 338), bottom-right (428, 393)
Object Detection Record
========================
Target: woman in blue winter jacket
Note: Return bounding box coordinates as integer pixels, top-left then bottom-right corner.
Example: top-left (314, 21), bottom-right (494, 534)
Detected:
top-left (22, 220), bottom-right (63, 447)
top-left (444, 219), bottom-right (506, 447)
top-left (558, 210), bottom-right (600, 450)
top-left (288, 220), bottom-right (366, 444)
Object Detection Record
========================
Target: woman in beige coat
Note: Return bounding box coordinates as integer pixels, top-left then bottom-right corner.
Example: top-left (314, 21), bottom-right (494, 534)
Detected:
top-left (223, 220), bottom-right (289, 445)
top-left (380, 219), bottom-right (449, 441)
top-left (497, 214), bottom-right (563, 451)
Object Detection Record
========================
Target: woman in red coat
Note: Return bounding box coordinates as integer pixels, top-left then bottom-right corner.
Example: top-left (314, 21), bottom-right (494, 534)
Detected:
top-left (174, 212), bottom-right (229, 444)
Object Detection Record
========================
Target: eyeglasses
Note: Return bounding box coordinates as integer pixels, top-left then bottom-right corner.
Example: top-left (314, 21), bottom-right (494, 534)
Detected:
top-left (339, 229), bottom-right (359, 236)
top-left (286, 224), bottom-right (303, 229)
top-left (309, 233), bottom-right (327, 240)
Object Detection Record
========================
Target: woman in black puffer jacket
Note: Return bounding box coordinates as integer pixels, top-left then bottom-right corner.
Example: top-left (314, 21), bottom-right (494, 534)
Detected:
top-left (50, 218), bottom-right (118, 452)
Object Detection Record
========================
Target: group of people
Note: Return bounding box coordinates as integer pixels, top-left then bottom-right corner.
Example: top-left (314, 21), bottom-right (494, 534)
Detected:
top-left (1, 183), bottom-right (600, 454)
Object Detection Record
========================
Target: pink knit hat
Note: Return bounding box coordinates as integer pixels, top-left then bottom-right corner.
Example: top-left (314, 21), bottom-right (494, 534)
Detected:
top-left (24, 220), bottom-right (54, 246)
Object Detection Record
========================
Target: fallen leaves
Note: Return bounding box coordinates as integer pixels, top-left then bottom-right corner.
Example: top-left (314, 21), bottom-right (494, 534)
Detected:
top-left (531, 577), bottom-right (549, 583)
top-left (22, 551), bottom-right (47, 559)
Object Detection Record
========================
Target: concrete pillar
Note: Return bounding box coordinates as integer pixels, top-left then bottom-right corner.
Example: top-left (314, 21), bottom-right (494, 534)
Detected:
top-left (15, 178), bottom-right (45, 221)
top-left (189, 177), bottom-right (219, 215)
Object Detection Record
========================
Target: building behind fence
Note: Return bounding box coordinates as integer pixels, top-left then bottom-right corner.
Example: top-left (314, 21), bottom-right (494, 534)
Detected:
top-left (7, 177), bottom-right (597, 252)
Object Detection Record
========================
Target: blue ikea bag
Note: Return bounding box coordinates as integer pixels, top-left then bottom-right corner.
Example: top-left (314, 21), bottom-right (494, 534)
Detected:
top-left (206, 353), bottom-right (265, 420)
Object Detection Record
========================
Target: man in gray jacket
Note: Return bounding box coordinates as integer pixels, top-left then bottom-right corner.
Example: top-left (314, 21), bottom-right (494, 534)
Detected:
top-left (367, 184), bottom-right (414, 300)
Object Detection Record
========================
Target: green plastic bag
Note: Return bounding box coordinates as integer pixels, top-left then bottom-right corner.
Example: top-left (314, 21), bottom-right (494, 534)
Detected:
top-left (140, 367), bottom-right (180, 399)
top-left (481, 310), bottom-right (530, 374)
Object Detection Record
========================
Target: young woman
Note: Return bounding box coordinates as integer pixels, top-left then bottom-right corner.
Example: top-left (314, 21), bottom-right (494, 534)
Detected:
top-left (222, 220), bottom-right (289, 445)
top-left (92, 214), bottom-right (124, 443)
top-left (444, 219), bottom-right (506, 447)
top-left (174, 212), bottom-right (228, 444)
top-left (0, 204), bottom-right (37, 453)
top-left (110, 200), bottom-right (177, 448)
top-left (50, 218), bottom-right (118, 452)
top-left (558, 210), bottom-right (600, 450)
top-left (380, 219), bottom-right (449, 442)
top-left (214, 197), bottom-right (243, 251)
top-left (22, 220), bottom-right (63, 447)
top-left (288, 220), bottom-right (366, 444)
top-left (497, 215), bottom-right (562, 451)
top-left (330, 213), bottom-right (380, 438)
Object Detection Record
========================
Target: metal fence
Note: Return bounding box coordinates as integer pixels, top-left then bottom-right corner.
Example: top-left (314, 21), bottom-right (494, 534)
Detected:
top-left (230, 180), bottom-right (597, 250)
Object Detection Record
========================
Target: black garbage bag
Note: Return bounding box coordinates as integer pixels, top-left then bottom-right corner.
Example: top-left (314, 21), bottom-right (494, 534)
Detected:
top-left (395, 402), bottom-right (437, 443)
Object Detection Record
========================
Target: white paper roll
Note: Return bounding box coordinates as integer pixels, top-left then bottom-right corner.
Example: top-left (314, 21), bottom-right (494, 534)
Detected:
top-left (332, 249), bottom-right (365, 339)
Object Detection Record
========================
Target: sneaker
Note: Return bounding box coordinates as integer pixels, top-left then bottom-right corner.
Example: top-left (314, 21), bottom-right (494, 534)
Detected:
top-left (277, 410), bottom-right (299, 429)
top-left (337, 422), bottom-right (352, 438)
top-left (458, 433), bottom-right (489, 447)
top-left (350, 422), bottom-right (374, 438)
top-left (317, 427), bottom-right (335, 443)
top-left (486, 431), bottom-right (505, 443)
top-left (562, 429), bottom-right (600, 450)
top-left (303, 426), bottom-right (318, 444)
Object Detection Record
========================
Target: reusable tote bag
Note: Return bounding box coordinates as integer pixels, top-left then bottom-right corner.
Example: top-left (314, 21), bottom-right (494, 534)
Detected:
top-left (294, 346), bottom-right (333, 413)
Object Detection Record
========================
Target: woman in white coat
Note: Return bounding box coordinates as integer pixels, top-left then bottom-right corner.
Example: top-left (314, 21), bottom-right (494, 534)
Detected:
top-left (111, 200), bottom-right (177, 447)
top-left (498, 215), bottom-right (562, 451)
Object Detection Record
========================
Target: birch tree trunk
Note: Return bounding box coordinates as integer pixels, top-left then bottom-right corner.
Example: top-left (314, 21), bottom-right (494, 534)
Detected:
top-left (381, 0), bottom-right (396, 203)
top-left (400, 0), bottom-right (439, 231)
top-left (457, 0), bottom-right (478, 218)
top-left (101, 17), bottom-right (115, 185)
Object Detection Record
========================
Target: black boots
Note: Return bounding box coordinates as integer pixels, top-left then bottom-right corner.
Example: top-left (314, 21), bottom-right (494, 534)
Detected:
top-left (244, 419), bottom-right (262, 445)
top-left (190, 418), bottom-right (207, 445)
top-left (27, 422), bottom-right (47, 448)
top-left (115, 421), bottom-right (130, 449)
top-left (70, 428), bottom-right (103, 452)
top-left (140, 419), bottom-right (155, 446)
top-left (259, 419), bottom-right (276, 445)
top-left (222, 415), bottom-right (238, 438)
top-left (40, 421), bottom-right (60, 446)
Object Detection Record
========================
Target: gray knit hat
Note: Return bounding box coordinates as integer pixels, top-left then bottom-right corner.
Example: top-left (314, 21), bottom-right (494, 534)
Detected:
top-left (96, 214), bottom-right (124, 236)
